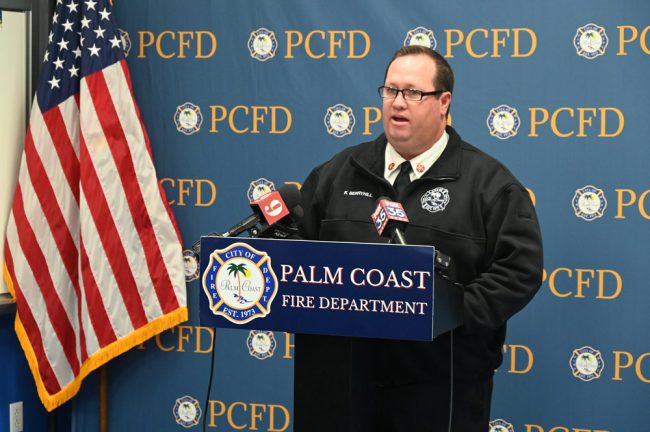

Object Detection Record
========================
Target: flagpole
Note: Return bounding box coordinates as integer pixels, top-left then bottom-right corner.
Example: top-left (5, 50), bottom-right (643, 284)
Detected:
top-left (48, 410), bottom-right (56, 432)
top-left (99, 366), bottom-right (108, 432)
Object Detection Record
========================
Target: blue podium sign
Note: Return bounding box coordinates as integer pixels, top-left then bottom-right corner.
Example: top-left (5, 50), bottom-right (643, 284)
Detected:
top-left (199, 237), bottom-right (453, 341)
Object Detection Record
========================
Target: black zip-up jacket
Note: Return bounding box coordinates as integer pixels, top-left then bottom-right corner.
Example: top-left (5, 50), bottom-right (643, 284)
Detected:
top-left (294, 126), bottom-right (543, 426)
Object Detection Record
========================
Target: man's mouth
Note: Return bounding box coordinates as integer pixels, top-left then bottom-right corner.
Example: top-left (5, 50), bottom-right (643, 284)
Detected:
top-left (391, 115), bottom-right (409, 124)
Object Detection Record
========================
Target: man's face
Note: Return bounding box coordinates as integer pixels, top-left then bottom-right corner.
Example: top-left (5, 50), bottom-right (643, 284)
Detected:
top-left (382, 54), bottom-right (451, 159)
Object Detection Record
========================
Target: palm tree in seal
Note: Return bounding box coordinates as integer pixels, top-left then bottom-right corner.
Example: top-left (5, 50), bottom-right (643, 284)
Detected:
top-left (497, 112), bottom-right (508, 129)
top-left (584, 31), bottom-right (596, 50)
top-left (227, 263), bottom-right (249, 303)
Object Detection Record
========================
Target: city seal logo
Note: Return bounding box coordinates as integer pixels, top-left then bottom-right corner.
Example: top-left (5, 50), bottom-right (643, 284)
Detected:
top-left (487, 105), bottom-right (520, 140)
top-left (404, 27), bottom-right (437, 49)
top-left (173, 395), bottom-right (201, 428)
top-left (574, 24), bottom-right (608, 59)
top-left (421, 187), bottom-right (450, 213)
top-left (247, 330), bottom-right (277, 360)
top-left (324, 104), bottom-right (355, 138)
top-left (117, 28), bottom-right (131, 57)
top-left (174, 102), bottom-right (203, 135)
top-left (570, 346), bottom-right (604, 382)
top-left (183, 250), bottom-right (200, 282)
top-left (248, 27), bottom-right (278, 61)
top-left (202, 242), bottom-right (278, 324)
top-left (572, 185), bottom-right (607, 221)
top-left (248, 178), bottom-right (276, 203)
top-left (489, 419), bottom-right (515, 432)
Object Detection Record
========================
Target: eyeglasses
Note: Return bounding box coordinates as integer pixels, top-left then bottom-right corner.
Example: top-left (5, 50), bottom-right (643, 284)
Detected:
top-left (378, 86), bottom-right (445, 101)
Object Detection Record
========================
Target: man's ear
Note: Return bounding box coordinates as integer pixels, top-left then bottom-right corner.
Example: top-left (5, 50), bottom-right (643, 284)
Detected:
top-left (439, 92), bottom-right (452, 116)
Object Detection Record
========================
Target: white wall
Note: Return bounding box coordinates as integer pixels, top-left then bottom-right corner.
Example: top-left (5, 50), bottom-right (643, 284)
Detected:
top-left (0, 10), bottom-right (28, 294)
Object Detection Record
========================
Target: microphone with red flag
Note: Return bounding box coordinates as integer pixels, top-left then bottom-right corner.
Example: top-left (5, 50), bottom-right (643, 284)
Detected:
top-left (251, 185), bottom-right (303, 239)
top-left (254, 189), bottom-right (291, 225)
top-left (190, 184), bottom-right (302, 257)
top-left (371, 197), bottom-right (410, 244)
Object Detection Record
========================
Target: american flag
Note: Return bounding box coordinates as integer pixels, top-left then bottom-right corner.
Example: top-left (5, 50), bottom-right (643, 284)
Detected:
top-left (3, 0), bottom-right (188, 410)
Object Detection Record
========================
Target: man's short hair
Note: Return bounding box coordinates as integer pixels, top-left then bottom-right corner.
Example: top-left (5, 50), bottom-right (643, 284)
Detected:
top-left (383, 45), bottom-right (454, 95)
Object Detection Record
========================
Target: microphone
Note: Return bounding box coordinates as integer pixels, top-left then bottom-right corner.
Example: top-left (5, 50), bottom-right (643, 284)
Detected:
top-left (370, 197), bottom-right (452, 271)
top-left (255, 187), bottom-right (293, 225)
top-left (371, 197), bottom-right (409, 245)
top-left (190, 184), bottom-right (302, 256)
top-left (250, 185), bottom-right (302, 238)
top-left (254, 204), bottom-right (303, 239)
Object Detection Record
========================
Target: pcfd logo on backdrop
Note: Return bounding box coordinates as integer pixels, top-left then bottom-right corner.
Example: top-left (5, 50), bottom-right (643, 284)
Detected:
top-left (573, 185), bottom-right (607, 221)
top-left (247, 330), bottom-right (277, 360)
top-left (248, 178), bottom-right (277, 202)
top-left (487, 105), bottom-right (521, 139)
top-left (571, 186), bottom-right (650, 220)
top-left (183, 250), bottom-right (200, 282)
top-left (248, 27), bottom-right (278, 61)
top-left (174, 102), bottom-right (203, 135)
top-left (324, 104), bottom-right (356, 137)
top-left (202, 242), bottom-right (279, 324)
top-left (401, 25), bottom-right (537, 58)
top-left (173, 395), bottom-right (202, 428)
top-left (118, 28), bottom-right (131, 56)
top-left (489, 419), bottom-right (515, 432)
top-left (136, 31), bottom-right (218, 59)
top-left (484, 104), bottom-right (624, 139)
top-left (570, 346), bottom-right (605, 382)
top-left (543, 267), bottom-right (623, 300)
top-left (574, 22), bottom-right (650, 59)
top-left (574, 23), bottom-right (608, 59)
top-left (404, 27), bottom-right (437, 48)
top-left (247, 26), bottom-right (370, 60)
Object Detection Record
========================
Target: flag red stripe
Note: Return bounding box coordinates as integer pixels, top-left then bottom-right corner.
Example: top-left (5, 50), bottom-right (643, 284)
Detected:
top-left (10, 184), bottom-right (80, 376)
top-left (119, 60), bottom-right (184, 245)
top-left (79, 134), bottom-right (149, 328)
top-left (42, 106), bottom-right (80, 204)
top-left (86, 70), bottom-right (179, 313)
top-left (79, 241), bottom-right (118, 348)
top-left (4, 243), bottom-right (63, 394)
top-left (24, 128), bottom-right (79, 284)
top-left (24, 128), bottom-right (88, 362)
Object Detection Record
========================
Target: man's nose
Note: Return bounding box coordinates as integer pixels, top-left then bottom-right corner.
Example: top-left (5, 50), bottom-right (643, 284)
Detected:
top-left (392, 92), bottom-right (408, 108)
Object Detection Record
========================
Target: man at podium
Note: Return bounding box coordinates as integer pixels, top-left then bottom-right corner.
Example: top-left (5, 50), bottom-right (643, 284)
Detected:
top-left (294, 46), bottom-right (543, 431)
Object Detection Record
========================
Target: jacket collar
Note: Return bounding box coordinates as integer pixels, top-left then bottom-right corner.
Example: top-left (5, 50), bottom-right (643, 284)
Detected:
top-left (350, 125), bottom-right (463, 181)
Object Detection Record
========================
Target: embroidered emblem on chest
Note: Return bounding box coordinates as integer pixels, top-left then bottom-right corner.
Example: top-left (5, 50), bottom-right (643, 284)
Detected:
top-left (421, 187), bottom-right (450, 213)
